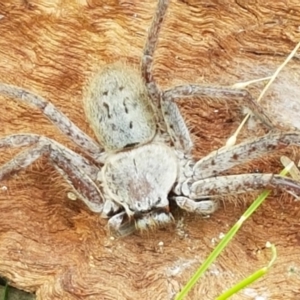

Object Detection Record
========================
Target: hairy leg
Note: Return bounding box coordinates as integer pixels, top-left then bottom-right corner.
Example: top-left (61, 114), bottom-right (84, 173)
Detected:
top-left (107, 211), bottom-right (136, 237)
top-left (174, 196), bottom-right (218, 215)
top-left (192, 131), bottom-right (300, 180)
top-left (141, 0), bottom-right (169, 103)
top-left (0, 134), bottom-right (99, 179)
top-left (0, 134), bottom-right (104, 212)
top-left (160, 99), bottom-right (193, 153)
top-left (107, 210), bottom-right (174, 238)
top-left (0, 84), bottom-right (103, 161)
top-left (161, 85), bottom-right (275, 154)
top-left (163, 85), bottom-right (273, 128)
top-left (182, 173), bottom-right (300, 200)
top-left (0, 140), bottom-right (49, 181)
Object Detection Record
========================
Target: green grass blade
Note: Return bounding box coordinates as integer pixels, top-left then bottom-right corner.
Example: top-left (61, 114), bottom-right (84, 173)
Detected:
top-left (3, 282), bottom-right (8, 300)
top-left (216, 244), bottom-right (277, 300)
top-left (175, 166), bottom-right (291, 300)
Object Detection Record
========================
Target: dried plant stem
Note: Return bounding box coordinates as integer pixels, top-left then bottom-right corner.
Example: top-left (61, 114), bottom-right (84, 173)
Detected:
top-left (224, 41), bottom-right (300, 148)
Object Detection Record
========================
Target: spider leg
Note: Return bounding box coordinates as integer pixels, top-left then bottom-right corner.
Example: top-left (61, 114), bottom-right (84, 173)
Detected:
top-left (0, 139), bottom-right (49, 181)
top-left (0, 134), bottom-right (104, 213)
top-left (0, 134), bottom-right (99, 179)
top-left (107, 210), bottom-right (174, 238)
top-left (163, 85), bottom-right (273, 128)
top-left (173, 196), bottom-right (218, 215)
top-left (50, 147), bottom-right (104, 213)
top-left (160, 98), bottom-right (193, 153)
top-left (0, 83), bottom-right (103, 161)
top-left (141, 0), bottom-right (169, 103)
top-left (107, 211), bottom-right (137, 237)
top-left (161, 85), bottom-right (274, 153)
top-left (182, 173), bottom-right (300, 201)
top-left (192, 131), bottom-right (300, 180)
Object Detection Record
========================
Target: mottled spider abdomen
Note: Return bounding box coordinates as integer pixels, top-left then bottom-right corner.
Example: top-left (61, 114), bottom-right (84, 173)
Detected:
top-left (84, 62), bottom-right (157, 152)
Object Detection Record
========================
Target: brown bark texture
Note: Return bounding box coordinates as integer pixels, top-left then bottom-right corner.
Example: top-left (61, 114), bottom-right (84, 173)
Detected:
top-left (1, 0), bottom-right (300, 299)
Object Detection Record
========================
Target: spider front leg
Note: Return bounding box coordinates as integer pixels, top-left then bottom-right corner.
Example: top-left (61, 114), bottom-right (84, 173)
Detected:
top-left (171, 131), bottom-right (300, 215)
top-left (0, 84), bottom-right (103, 161)
top-left (192, 131), bottom-right (300, 180)
top-left (182, 173), bottom-right (300, 202)
top-left (175, 131), bottom-right (300, 214)
top-left (0, 134), bottom-right (104, 213)
top-left (173, 173), bottom-right (300, 216)
top-left (173, 196), bottom-right (218, 215)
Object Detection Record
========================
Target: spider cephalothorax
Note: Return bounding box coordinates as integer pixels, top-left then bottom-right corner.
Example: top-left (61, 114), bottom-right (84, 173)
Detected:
top-left (1, 0), bottom-right (300, 237)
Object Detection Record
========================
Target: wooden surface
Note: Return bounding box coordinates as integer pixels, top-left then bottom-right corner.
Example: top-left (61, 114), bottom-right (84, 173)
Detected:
top-left (1, 0), bottom-right (300, 299)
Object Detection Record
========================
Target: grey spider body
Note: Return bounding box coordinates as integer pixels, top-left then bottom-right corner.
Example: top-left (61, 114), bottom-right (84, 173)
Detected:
top-left (84, 63), bottom-right (158, 152)
top-left (1, 0), bottom-right (300, 236)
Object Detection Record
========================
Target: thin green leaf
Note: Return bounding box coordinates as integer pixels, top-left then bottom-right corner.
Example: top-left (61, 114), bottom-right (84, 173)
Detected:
top-left (3, 282), bottom-right (8, 300)
top-left (175, 166), bottom-right (291, 300)
top-left (216, 244), bottom-right (277, 300)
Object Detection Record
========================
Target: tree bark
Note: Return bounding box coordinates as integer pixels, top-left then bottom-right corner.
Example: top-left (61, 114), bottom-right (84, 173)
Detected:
top-left (0, 0), bottom-right (300, 299)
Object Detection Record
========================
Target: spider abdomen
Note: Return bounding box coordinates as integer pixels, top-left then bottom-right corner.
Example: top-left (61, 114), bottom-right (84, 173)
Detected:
top-left (84, 62), bottom-right (157, 152)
